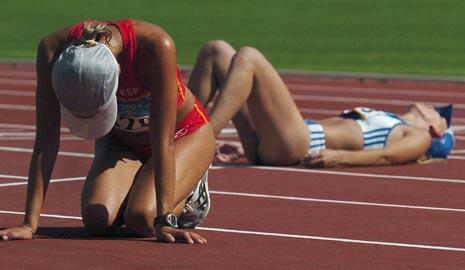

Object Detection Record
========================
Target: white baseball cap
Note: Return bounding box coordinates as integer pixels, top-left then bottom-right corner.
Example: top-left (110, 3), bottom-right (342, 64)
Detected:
top-left (51, 42), bottom-right (119, 139)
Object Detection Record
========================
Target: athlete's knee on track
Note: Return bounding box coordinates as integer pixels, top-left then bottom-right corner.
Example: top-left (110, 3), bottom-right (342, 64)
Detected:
top-left (124, 209), bottom-right (155, 237)
top-left (81, 204), bottom-right (115, 237)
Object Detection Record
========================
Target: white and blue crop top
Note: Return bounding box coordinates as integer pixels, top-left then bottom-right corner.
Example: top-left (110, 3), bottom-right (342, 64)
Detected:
top-left (340, 107), bottom-right (407, 150)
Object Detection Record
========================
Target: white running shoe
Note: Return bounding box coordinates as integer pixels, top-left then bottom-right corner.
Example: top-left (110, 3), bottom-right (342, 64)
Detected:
top-left (178, 171), bottom-right (211, 228)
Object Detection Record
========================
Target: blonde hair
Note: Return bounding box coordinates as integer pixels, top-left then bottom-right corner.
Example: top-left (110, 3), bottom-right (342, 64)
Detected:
top-left (78, 22), bottom-right (113, 47)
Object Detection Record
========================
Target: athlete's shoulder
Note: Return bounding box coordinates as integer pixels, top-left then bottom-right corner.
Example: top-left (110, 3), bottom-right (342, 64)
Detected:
top-left (132, 20), bottom-right (171, 40)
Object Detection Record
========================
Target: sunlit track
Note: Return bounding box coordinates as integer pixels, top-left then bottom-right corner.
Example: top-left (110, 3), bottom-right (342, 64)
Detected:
top-left (2, 174), bottom-right (465, 213)
top-left (2, 210), bottom-right (465, 252)
top-left (1, 145), bottom-right (465, 183)
top-left (2, 63), bottom-right (465, 269)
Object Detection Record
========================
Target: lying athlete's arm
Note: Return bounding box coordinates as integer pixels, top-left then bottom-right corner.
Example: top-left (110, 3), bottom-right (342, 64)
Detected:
top-left (302, 128), bottom-right (431, 167)
top-left (23, 28), bottom-right (71, 234)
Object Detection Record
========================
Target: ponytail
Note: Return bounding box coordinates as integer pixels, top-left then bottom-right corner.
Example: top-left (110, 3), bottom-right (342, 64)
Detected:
top-left (78, 22), bottom-right (113, 47)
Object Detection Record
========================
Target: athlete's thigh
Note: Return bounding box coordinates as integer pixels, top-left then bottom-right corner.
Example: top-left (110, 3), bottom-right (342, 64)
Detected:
top-left (81, 133), bottom-right (143, 224)
top-left (188, 40), bottom-right (236, 105)
top-left (125, 123), bottom-right (215, 218)
top-left (246, 51), bottom-right (309, 163)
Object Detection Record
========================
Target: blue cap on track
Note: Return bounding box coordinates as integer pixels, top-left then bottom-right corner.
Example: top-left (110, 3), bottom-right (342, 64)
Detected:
top-left (426, 128), bottom-right (455, 158)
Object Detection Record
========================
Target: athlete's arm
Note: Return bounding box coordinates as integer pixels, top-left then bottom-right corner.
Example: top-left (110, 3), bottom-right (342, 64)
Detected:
top-left (138, 22), bottom-right (204, 244)
top-left (140, 24), bottom-right (177, 218)
top-left (0, 28), bottom-right (70, 241)
top-left (301, 128), bottom-right (431, 167)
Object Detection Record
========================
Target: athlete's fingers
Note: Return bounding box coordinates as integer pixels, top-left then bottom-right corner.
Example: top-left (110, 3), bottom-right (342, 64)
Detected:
top-left (161, 232), bottom-right (176, 243)
top-left (189, 232), bottom-right (207, 244)
top-left (175, 231), bottom-right (193, 244)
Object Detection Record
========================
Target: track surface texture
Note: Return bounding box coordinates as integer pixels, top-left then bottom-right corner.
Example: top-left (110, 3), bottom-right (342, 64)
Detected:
top-left (1, 63), bottom-right (465, 269)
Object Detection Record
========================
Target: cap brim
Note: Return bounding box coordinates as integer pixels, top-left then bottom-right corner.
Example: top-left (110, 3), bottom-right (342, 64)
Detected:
top-left (434, 104), bottom-right (453, 127)
top-left (61, 95), bottom-right (117, 140)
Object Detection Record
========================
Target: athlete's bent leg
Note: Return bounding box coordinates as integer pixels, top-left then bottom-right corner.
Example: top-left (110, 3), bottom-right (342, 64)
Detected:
top-left (81, 134), bottom-right (142, 236)
top-left (188, 40), bottom-right (236, 105)
top-left (123, 124), bottom-right (215, 236)
top-left (208, 47), bottom-right (309, 165)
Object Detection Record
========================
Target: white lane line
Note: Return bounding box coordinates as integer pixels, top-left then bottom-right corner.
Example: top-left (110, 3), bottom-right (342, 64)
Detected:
top-left (3, 92), bottom-right (465, 114)
top-left (211, 165), bottom-right (465, 184)
top-left (0, 136), bottom-right (81, 141)
top-left (451, 149), bottom-right (465, 154)
top-left (197, 226), bottom-right (465, 252)
top-left (0, 176), bottom-right (86, 187)
top-left (2, 77), bottom-right (465, 98)
top-left (1, 209), bottom-right (464, 252)
top-left (0, 104), bottom-right (34, 111)
top-left (1, 174), bottom-right (464, 214)
top-left (292, 95), bottom-right (465, 109)
top-left (0, 78), bottom-right (35, 86)
top-left (1, 146), bottom-right (464, 184)
top-left (2, 99), bottom-right (459, 131)
top-left (0, 146), bottom-right (93, 158)
top-left (0, 123), bottom-right (70, 132)
top-left (448, 155), bottom-right (465, 160)
top-left (0, 70), bottom-right (35, 78)
top-left (0, 210), bottom-right (81, 220)
top-left (287, 84), bottom-right (465, 98)
top-left (0, 90), bottom-right (35, 97)
top-left (222, 125), bottom-right (465, 141)
top-left (0, 174), bottom-right (27, 180)
top-left (211, 190), bottom-right (465, 213)
top-left (0, 132), bottom-right (36, 137)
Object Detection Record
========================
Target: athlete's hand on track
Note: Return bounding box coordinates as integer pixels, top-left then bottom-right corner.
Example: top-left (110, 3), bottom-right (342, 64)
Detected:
top-left (300, 149), bottom-right (344, 168)
top-left (214, 141), bottom-right (245, 163)
top-left (155, 226), bottom-right (207, 244)
top-left (0, 225), bottom-right (35, 241)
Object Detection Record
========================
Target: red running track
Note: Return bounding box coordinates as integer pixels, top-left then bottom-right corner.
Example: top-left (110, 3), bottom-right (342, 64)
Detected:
top-left (1, 63), bottom-right (465, 269)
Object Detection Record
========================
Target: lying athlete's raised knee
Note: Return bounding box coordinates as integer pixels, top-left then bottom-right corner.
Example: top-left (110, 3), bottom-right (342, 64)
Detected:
top-left (201, 40), bottom-right (233, 57)
top-left (233, 46), bottom-right (262, 69)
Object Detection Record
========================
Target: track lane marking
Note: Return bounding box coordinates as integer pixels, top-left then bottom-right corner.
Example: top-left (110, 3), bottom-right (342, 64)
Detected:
top-left (3, 76), bottom-right (465, 98)
top-left (1, 209), bottom-right (464, 252)
top-left (212, 165), bottom-right (465, 184)
top-left (0, 146), bottom-right (93, 158)
top-left (1, 174), bottom-right (465, 213)
top-left (1, 145), bottom-right (465, 183)
top-left (287, 83), bottom-right (465, 98)
top-left (0, 176), bottom-right (86, 187)
top-left (210, 190), bottom-right (465, 213)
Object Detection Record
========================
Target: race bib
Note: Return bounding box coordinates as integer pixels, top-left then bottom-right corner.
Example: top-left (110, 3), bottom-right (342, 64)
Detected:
top-left (114, 96), bottom-right (151, 132)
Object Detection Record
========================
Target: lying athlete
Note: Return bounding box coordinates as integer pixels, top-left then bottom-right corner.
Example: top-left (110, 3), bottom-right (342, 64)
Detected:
top-left (187, 40), bottom-right (454, 168)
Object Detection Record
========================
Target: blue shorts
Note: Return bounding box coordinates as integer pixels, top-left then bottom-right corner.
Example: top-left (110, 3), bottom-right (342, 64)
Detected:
top-left (304, 119), bottom-right (326, 152)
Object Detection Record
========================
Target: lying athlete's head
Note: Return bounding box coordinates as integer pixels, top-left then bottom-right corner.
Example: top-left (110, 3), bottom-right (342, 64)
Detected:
top-left (408, 102), bottom-right (448, 137)
top-left (408, 103), bottom-right (455, 159)
top-left (51, 22), bottom-right (120, 139)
